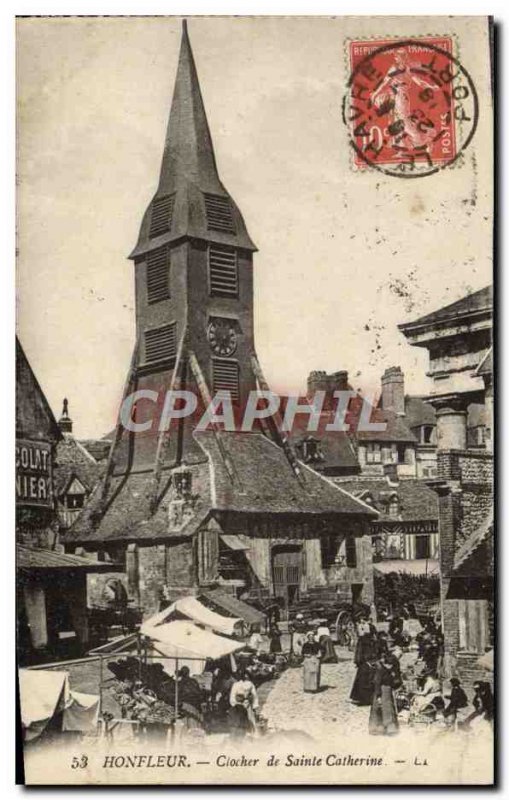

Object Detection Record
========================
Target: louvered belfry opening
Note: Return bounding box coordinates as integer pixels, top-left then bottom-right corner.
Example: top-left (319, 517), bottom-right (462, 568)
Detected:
top-left (144, 322), bottom-right (177, 363)
top-left (149, 194), bottom-right (175, 238)
top-left (146, 247), bottom-right (170, 304)
top-left (203, 193), bottom-right (236, 233)
top-left (212, 358), bottom-right (240, 401)
top-left (208, 244), bottom-right (238, 297)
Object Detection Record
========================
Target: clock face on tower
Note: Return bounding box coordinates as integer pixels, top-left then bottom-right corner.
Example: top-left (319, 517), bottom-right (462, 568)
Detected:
top-left (207, 318), bottom-right (238, 357)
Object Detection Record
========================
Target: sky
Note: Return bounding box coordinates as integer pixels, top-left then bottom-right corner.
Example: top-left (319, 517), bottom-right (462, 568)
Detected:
top-left (16, 16), bottom-right (493, 438)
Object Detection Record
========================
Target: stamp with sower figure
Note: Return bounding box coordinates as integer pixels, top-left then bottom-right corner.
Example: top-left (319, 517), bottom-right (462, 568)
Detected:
top-left (343, 37), bottom-right (479, 177)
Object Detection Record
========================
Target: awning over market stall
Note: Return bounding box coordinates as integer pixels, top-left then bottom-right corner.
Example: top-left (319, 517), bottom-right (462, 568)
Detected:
top-left (19, 669), bottom-right (70, 742)
top-left (199, 589), bottom-right (266, 627)
top-left (140, 619), bottom-right (244, 675)
top-left (144, 595), bottom-right (243, 637)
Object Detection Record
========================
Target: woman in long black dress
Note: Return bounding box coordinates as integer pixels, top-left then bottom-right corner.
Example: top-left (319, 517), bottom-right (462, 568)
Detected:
top-left (369, 650), bottom-right (402, 736)
top-left (269, 624), bottom-right (282, 654)
top-left (350, 621), bottom-right (378, 705)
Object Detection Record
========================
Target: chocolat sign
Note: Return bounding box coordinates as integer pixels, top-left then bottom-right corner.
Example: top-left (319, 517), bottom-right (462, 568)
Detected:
top-left (16, 439), bottom-right (52, 507)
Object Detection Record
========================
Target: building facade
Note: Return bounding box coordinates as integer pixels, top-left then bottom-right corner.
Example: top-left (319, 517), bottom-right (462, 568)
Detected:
top-left (400, 285), bottom-right (494, 684)
top-left (292, 368), bottom-right (440, 585)
top-left (16, 340), bottom-right (113, 663)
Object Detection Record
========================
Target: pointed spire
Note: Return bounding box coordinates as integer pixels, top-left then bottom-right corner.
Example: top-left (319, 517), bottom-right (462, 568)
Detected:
top-left (130, 19), bottom-right (256, 258)
top-left (158, 19), bottom-right (220, 194)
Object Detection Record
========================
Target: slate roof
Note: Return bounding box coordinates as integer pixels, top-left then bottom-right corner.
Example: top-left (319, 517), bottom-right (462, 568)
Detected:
top-left (16, 544), bottom-right (115, 571)
top-left (63, 467), bottom-right (211, 544)
top-left (453, 511), bottom-right (493, 573)
top-left (64, 431), bottom-right (377, 545)
top-left (80, 439), bottom-right (112, 462)
top-left (355, 407), bottom-right (417, 443)
top-left (335, 478), bottom-right (439, 524)
top-left (16, 338), bottom-right (61, 442)
top-left (399, 285), bottom-right (492, 332)
top-left (54, 436), bottom-right (104, 497)
top-left (195, 431), bottom-right (377, 517)
top-left (404, 396), bottom-right (436, 430)
top-left (290, 430), bottom-right (359, 473)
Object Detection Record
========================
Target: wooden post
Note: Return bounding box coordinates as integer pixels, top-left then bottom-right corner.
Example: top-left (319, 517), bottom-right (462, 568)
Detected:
top-left (150, 334), bottom-right (187, 512)
top-left (188, 351), bottom-right (241, 488)
top-left (100, 337), bottom-right (140, 506)
top-left (175, 657), bottom-right (179, 724)
top-left (250, 353), bottom-right (306, 487)
top-left (99, 655), bottom-right (104, 720)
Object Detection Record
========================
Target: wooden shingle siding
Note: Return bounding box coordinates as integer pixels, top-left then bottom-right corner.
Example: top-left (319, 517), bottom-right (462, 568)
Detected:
top-left (149, 194), bottom-right (175, 238)
top-left (145, 322), bottom-right (177, 363)
top-left (146, 247), bottom-right (170, 304)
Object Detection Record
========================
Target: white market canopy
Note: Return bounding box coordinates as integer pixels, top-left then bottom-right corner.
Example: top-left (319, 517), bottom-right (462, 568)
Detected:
top-left (144, 595), bottom-right (243, 637)
top-left (140, 619), bottom-right (244, 675)
top-left (19, 669), bottom-right (69, 741)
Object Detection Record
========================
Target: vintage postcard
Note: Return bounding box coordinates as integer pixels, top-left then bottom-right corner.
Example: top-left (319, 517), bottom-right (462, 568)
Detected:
top-left (16, 15), bottom-right (494, 785)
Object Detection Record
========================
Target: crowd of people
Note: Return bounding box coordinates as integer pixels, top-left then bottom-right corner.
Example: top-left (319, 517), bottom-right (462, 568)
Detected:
top-left (349, 612), bottom-right (494, 736)
top-left (104, 610), bottom-right (493, 743)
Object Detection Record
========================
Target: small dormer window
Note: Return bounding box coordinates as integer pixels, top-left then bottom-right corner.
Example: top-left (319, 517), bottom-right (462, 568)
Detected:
top-left (174, 469), bottom-right (192, 498)
top-left (422, 425), bottom-right (434, 444)
top-left (67, 493), bottom-right (85, 510)
top-left (300, 436), bottom-right (324, 464)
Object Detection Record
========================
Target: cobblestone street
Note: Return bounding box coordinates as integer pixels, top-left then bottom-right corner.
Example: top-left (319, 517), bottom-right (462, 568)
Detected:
top-left (262, 648), bottom-right (369, 740)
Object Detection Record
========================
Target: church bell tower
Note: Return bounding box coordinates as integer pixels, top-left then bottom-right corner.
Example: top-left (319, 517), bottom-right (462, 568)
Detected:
top-left (117, 21), bottom-right (258, 473)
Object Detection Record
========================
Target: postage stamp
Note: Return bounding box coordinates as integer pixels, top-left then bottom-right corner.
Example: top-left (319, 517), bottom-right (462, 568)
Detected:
top-left (343, 37), bottom-right (479, 177)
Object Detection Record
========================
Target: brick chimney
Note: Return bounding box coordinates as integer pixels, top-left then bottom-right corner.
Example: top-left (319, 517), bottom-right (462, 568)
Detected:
top-left (307, 370), bottom-right (350, 396)
top-left (381, 366), bottom-right (405, 416)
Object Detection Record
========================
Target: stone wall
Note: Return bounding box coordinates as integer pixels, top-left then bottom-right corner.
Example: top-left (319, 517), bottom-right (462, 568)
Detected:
top-left (436, 449), bottom-right (493, 677)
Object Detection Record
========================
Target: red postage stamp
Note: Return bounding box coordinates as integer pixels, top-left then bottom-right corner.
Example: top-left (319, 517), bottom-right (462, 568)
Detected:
top-left (343, 37), bottom-right (478, 177)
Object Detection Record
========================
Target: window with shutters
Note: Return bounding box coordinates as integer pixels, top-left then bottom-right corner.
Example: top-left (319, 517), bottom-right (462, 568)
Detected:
top-left (212, 358), bottom-right (240, 402)
top-left (203, 193), bottom-right (236, 233)
top-left (208, 245), bottom-right (238, 297)
top-left (144, 322), bottom-right (177, 364)
top-left (149, 194), bottom-right (175, 238)
top-left (146, 247), bottom-right (170, 304)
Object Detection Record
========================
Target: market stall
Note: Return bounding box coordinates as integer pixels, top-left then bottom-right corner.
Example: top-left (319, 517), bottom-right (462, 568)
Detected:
top-left (19, 668), bottom-right (100, 742)
top-left (143, 596), bottom-right (243, 638)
